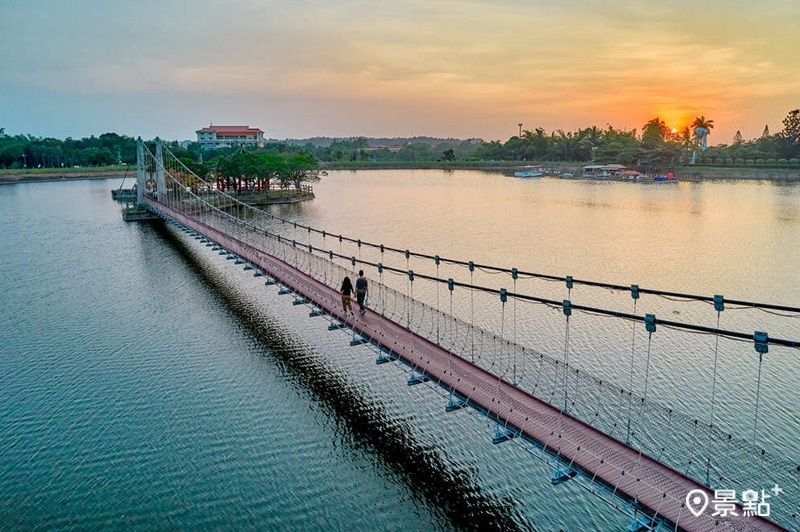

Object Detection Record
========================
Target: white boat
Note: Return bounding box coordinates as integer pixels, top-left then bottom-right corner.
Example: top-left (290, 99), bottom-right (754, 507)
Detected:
top-left (514, 166), bottom-right (544, 178)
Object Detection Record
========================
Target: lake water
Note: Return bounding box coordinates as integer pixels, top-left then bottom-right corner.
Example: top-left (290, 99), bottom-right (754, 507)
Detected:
top-left (1, 172), bottom-right (798, 531)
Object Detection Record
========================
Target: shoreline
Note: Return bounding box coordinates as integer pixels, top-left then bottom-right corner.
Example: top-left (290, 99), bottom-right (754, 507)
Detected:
top-left (322, 163), bottom-right (800, 180)
top-left (669, 166), bottom-right (800, 181)
top-left (0, 168), bottom-right (130, 185)
top-left (2, 165), bottom-right (798, 185)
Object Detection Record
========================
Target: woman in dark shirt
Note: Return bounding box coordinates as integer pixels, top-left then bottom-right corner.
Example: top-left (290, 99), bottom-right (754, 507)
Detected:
top-left (341, 276), bottom-right (355, 315)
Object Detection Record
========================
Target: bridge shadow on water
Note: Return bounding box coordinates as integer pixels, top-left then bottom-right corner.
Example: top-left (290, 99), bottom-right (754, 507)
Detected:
top-left (156, 221), bottom-right (540, 532)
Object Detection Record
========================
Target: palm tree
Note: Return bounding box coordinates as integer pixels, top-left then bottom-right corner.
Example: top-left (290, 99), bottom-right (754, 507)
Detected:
top-left (690, 116), bottom-right (715, 158)
top-left (689, 115), bottom-right (714, 164)
top-left (691, 116), bottom-right (715, 132)
top-left (642, 117), bottom-right (669, 145)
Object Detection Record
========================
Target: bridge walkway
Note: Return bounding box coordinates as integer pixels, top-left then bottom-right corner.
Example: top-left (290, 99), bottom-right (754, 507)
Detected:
top-left (154, 199), bottom-right (785, 532)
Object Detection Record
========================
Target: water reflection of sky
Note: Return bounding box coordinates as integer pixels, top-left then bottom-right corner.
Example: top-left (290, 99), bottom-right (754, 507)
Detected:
top-left (271, 171), bottom-right (800, 458)
top-left (294, 171), bottom-right (800, 303)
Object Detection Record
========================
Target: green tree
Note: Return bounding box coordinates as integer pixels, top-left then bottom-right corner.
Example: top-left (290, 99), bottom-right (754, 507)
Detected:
top-left (0, 142), bottom-right (24, 169)
top-left (593, 126), bottom-right (639, 165)
top-left (521, 128), bottom-right (548, 160)
top-left (258, 153), bottom-right (287, 191)
top-left (779, 109), bottom-right (800, 158)
top-left (175, 157), bottom-right (209, 191)
top-left (469, 140), bottom-right (506, 161)
top-left (637, 118), bottom-right (687, 170)
top-left (216, 152), bottom-right (256, 193)
top-left (284, 154), bottom-right (321, 190)
top-left (546, 130), bottom-right (580, 161)
top-left (396, 143), bottom-right (434, 162)
top-left (641, 117), bottom-right (669, 146)
top-left (77, 147), bottom-right (115, 166)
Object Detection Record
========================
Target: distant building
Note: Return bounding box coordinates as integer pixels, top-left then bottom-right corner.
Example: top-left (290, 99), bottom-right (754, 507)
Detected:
top-left (365, 145), bottom-right (404, 152)
top-left (196, 125), bottom-right (265, 149)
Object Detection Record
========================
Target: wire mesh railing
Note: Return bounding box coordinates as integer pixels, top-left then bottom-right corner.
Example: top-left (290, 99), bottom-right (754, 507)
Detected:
top-left (138, 141), bottom-right (799, 529)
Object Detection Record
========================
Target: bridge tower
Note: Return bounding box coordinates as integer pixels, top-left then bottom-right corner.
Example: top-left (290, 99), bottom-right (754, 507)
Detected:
top-left (155, 138), bottom-right (166, 202)
top-left (136, 137), bottom-right (145, 206)
top-left (135, 137), bottom-right (166, 205)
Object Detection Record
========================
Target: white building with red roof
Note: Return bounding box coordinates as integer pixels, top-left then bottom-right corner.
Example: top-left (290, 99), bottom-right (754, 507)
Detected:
top-left (196, 125), bottom-right (265, 149)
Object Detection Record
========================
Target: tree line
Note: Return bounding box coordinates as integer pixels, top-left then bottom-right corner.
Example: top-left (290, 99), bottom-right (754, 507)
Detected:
top-left (189, 151), bottom-right (322, 193)
top-left (0, 131), bottom-right (136, 169)
top-left (2, 109), bottom-right (798, 173)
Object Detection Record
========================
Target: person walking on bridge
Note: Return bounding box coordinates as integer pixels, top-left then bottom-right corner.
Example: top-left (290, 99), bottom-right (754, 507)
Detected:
top-left (341, 276), bottom-right (355, 316)
top-left (355, 270), bottom-right (369, 316)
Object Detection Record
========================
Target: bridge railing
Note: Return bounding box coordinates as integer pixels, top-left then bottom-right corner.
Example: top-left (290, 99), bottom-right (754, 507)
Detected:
top-left (156, 189), bottom-right (799, 525)
top-left (139, 141), bottom-right (800, 528)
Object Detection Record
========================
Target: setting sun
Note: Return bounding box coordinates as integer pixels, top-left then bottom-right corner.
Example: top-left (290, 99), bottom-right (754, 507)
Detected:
top-left (671, 128), bottom-right (678, 133)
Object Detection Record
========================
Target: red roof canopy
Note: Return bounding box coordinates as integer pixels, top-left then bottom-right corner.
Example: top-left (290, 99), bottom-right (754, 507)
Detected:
top-left (197, 126), bottom-right (263, 135)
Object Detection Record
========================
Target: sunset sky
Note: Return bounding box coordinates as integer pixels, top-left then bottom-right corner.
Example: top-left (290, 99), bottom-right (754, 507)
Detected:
top-left (1, 0), bottom-right (798, 144)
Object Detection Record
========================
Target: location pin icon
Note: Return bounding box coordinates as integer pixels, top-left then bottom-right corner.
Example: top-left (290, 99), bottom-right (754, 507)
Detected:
top-left (686, 489), bottom-right (710, 517)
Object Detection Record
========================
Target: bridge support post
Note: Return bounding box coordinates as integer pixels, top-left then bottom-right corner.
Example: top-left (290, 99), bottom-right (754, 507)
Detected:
top-left (407, 371), bottom-right (429, 386)
top-left (155, 138), bottom-right (166, 203)
top-left (375, 347), bottom-right (398, 364)
top-left (445, 391), bottom-right (467, 412)
top-left (136, 137), bottom-right (145, 206)
top-left (491, 425), bottom-right (517, 444)
top-left (550, 462), bottom-right (578, 484)
top-left (627, 516), bottom-right (658, 532)
top-left (349, 335), bottom-right (368, 346)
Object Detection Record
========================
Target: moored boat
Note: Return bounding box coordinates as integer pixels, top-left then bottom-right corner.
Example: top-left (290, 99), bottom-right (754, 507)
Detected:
top-left (514, 165), bottom-right (544, 178)
top-left (653, 172), bottom-right (677, 182)
top-left (514, 169), bottom-right (543, 178)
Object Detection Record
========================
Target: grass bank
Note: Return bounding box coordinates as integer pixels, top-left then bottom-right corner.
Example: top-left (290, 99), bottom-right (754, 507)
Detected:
top-left (676, 166), bottom-right (800, 181)
top-left (0, 166), bottom-right (130, 185)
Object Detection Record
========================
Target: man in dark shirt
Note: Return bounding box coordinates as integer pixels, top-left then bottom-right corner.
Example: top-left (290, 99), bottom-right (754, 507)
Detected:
top-left (355, 270), bottom-right (369, 316)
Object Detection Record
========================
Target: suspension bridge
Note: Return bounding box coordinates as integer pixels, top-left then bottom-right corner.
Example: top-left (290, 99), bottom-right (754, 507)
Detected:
top-left (124, 138), bottom-right (799, 531)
